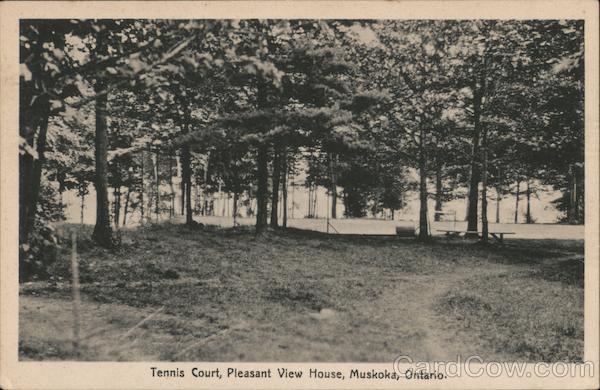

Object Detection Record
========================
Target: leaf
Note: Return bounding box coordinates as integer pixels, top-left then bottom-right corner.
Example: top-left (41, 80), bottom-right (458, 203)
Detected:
top-left (129, 58), bottom-right (144, 73)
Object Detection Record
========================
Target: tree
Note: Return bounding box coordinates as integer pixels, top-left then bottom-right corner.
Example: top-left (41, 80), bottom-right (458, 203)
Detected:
top-left (376, 20), bottom-right (467, 240)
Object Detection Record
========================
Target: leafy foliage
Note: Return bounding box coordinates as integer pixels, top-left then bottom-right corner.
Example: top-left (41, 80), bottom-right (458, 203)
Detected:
top-left (19, 19), bottom-right (584, 278)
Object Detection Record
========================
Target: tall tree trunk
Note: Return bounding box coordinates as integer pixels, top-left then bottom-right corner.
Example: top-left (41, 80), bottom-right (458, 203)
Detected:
top-left (307, 186), bottom-right (313, 217)
top-left (19, 83), bottom-right (37, 247)
top-left (194, 182), bottom-right (200, 215)
top-left (22, 104), bottom-right (50, 246)
top-left (122, 184), bottom-right (131, 227)
top-left (566, 167), bottom-right (573, 223)
top-left (146, 156), bottom-right (155, 221)
top-left (481, 127), bottom-right (489, 242)
top-left (466, 86), bottom-right (483, 234)
top-left (113, 186), bottom-right (121, 230)
top-left (201, 154), bottom-right (208, 216)
top-left (270, 148), bottom-right (281, 228)
top-left (282, 150), bottom-right (288, 228)
top-left (290, 172), bottom-right (295, 219)
top-left (567, 165), bottom-right (582, 224)
top-left (179, 152), bottom-right (185, 216)
top-left (514, 180), bottom-right (520, 224)
top-left (154, 151), bottom-right (160, 222)
top-left (418, 126), bottom-right (429, 240)
top-left (434, 159), bottom-right (443, 222)
top-left (329, 153), bottom-right (338, 219)
top-left (495, 166), bottom-right (502, 224)
top-left (574, 166), bottom-right (583, 223)
top-left (80, 191), bottom-right (85, 225)
top-left (526, 179), bottom-right (532, 224)
top-left (233, 191), bottom-right (239, 226)
top-left (20, 148), bottom-right (34, 246)
top-left (58, 180), bottom-right (64, 209)
top-left (140, 151), bottom-right (145, 224)
top-left (256, 144), bottom-right (269, 233)
top-left (495, 185), bottom-right (501, 224)
top-left (181, 145), bottom-right (193, 225)
top-left (169, 153), bottom-right (175, 218)
top-left (92, 82), bottom-right (113, 247)
top-left (313, 184), bottom-right (318, 218)
top-left (180, 179), bottom-right (186, 215)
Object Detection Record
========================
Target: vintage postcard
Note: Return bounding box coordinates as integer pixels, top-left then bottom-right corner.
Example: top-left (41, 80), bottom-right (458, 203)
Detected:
top-left (1, 1), bottom-right (598, 389)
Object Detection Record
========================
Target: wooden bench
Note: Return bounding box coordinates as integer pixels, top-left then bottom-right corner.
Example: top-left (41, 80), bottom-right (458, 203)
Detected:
top-left (437, 229), bottom-right (516, 244)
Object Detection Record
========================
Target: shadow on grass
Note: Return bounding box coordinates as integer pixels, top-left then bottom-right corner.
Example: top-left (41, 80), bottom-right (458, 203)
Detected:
top-left (435, 273), bottom-right (583, 362)
top-left (51, 221), bottom-right (584, 286)
top-left (527, 259), bottom-right (584, 287)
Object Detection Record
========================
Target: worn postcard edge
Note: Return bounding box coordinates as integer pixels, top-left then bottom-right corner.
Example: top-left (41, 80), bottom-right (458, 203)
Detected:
top-left (1, 1), bottom-right (598, 389)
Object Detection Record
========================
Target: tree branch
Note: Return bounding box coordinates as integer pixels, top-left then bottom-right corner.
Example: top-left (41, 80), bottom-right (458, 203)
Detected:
top-left (67, 35), bottom-right (195, 109)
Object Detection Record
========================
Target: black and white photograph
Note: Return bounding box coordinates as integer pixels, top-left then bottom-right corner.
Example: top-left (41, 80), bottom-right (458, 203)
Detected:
top-left (1, 1), bottom-right (599, 389)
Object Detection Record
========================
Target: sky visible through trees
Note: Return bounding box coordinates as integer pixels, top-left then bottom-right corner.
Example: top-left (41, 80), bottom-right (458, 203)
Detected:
top-left (19, 19), bottom-right (584, 278)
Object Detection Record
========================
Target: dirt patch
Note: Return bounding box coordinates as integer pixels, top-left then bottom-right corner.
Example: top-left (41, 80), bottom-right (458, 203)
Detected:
top-left (266, 286), bottom-right (327, 311)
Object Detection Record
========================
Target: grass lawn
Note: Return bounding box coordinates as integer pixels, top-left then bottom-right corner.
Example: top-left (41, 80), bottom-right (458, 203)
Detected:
top-left (19, 222), bottom-right (584, 362)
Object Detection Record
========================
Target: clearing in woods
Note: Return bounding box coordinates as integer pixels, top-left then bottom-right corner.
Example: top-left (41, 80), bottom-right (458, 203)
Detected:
top-left (19, 223), bottom-right (583, 362)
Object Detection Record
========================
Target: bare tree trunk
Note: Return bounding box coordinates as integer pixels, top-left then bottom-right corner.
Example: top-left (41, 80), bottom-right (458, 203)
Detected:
top-left (418, 126), bottom-right (429, 240)
top-left (290, 172), bottom-right (295, 219)
top-left (329, 153), bottom-right (338, 219)
top-left (495, 166), bottom-right (502, 224)
top-left (24, 107), bottom-right (50, 244)
top-left (92, 81), bottom-right (113, 247)
top-left (495, 185), bottom-right (501, 224)
top-left (270, 148), bottom-right (281, 228)
top-left (220, 192), bottom-right (225, 217)
top-left (20, 145), bottom-right (34, 246)
top-left (307, 185), bottom-right (313, 218)
top-left (282, 150), bottom-right (288, 228)
top-left (194, 181), bottom-right (200, 215)
top-left (113, 186), bottom-right (121, 230)
top-left (566, 167), bottom-right (573, 223)
top-left (19, 81), bottom-right (41, 249)
top-left (567, 165), bottom-right (582, 224)
top-left (154, 150), bottom-right (160, 222)
top-left (122, 185), bottom-right (131, 227)
top-left (70, 231), bottom-right (81, 352)
top-left (181, 145), bottom-right (193, 225)
top-left (466, 86), bottom-right (482, 235)
top-left (481, 128), bottom-right (489, 242)
top-left (574, 167), bottom-right (583, 223)
top-left (226, 193), bottom-right (230, 217)
top-left (202, 155), bottom-right (208, 216)
top-left (434, 159), bottom-right (443, 222)
top-left (80, 192), bottom-right (85, 225)
top-left (233, 191), bottom-right (239, 226)
top-left (514, 180), bottom-right (520, 224)
top-left (140, 151), bottom-right (145, 224)
top-left (526, 179), bottom-right (532, 224)
top-left (256, 145), bottom-right (269, 233)
top-left (313, 184), bottom-right (318, 218)
top-left (169, 153), bottom-right (175, 218)
top-left (180, 182), bottom-right (186, 215)
top-left (180, 151), bottom-right (185, 216)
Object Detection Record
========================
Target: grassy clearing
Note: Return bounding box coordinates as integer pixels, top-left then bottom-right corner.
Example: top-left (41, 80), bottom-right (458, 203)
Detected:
top-left (435, 272), bottom-right (583, 362)
top-left (20, 222), bottom-right (583, 362)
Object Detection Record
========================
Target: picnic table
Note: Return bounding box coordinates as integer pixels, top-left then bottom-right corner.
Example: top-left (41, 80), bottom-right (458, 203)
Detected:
top-left (437, 229), bottom-right (516, 244)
